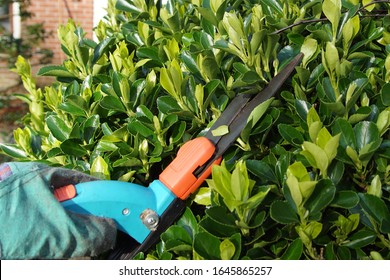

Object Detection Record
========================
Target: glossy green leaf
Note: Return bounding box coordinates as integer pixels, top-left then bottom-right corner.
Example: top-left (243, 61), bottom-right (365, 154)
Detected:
top-left (157, 96), bottom-right (181, 114)
top-left (115, 0), bottom-right (144, 14)
top-left (59, 95), bottom-right (87, 117)
top-left (381, 83), bottom-right (390, 106)
top-left (92, 36), bottom-right (115, 64)
top-left (332, 118), bottom-right (356, 149)
top-left (359, 193), bottom-right (390, 233)
top-left (37, 65), bottom-right (76, 77)
top-left (194, 232), bottom-right (221, 259)
top-left (0, 143), bottom-right (28, 158)
top-left (270, 200), bottom-right (299, 224)
top-left (278, 124), bottom-right (304, 145)
top-left (295, 99), bottom-right (312, 121)
top-left (322, 0), bottom-right (341, 38)
top-left (220, 239), bottom-right (235, 260)
top-left (206, 206), bottom-right (238, 227)
top-left (176, 207), bottom-right (198, 238)
top-left (99, 96), bottom-right (126, 112)
top-left (246, 160), bottom-right (277, 183)
top-left (304, 179), bottom-right (336, 218)
top-left (212, 125), bottom-right (229, 137)
top-left (60, 139), bottom-right (88, 157)
top-left (280, 238), bottom-right (303, 260)
top-left (90, 156), bottom-right (110, 180)
top-left (354, 121), bottom-right (380, 151)
top-left (46, 115), bottom-right (71, 141)
top-left (193, 187), bottom-right (211, 206)
top-left (301, 37), bottom-right (318, 67)
top-left (342, 229), bottom-right (376, 249)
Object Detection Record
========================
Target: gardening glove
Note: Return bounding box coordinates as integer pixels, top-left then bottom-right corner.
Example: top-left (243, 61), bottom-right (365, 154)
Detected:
top-left (0, 162), bottom-right (117, 259)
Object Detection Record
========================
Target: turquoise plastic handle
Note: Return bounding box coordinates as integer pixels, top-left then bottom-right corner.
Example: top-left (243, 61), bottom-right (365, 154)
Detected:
top-left (60, 180), bottom-right (176, 243)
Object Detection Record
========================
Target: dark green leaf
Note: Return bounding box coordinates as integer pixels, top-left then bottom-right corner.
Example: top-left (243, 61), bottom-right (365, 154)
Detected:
top-left (60, 139), bottom-right (88, 156)
top-left (157, 96), bottom-right (181, 114)
top-left (199, 217), bottom-right (240, 238)
top-left (194, 232), bottom-right (221, 259)
top-left (46, 115), bottom-right (71, 141)
top-left (337, 246), bottom-right (351, 260)
top-left (354, 121), bottom-right (380, 151)
top-left (280, 238), bottom-right (303, 260)
top-left (331, 191), bottom-right (359, 208)
top-left (127, 119), bottom-right (154, 138)
top-left (246, 160), bottom-right (277, 183)
top-left (0, 143), bottom-right (27, 158)
top-left (161, 225), bottom-right (193, 245)
top-left (270, 200), bottom-right (299, 224)
top-left (115, 0), bottom-right (143, 14)
top-left (328, 161), bottom-right (344, 185)
top-left (260, 0), bottom-right (284, 16)
top-left (205, 206), bottom-right (237, 227)
top-left (342, 229), bottom-right (376, 249)
top-left (137, 46), bottom-right (163, 65)
top-left (83, 115), bottom-right (100, 143)
top-left (92, 36), bottom-right (115, 64)
top-left (278, 124), bottom-right (304, 145)
top-left (99, 96), bottom-right (126, 112)
top-left (381, 83), bottom-right (390, 106)
top-left (295, 99), bottom-right (311, 121)
top-left (332, 118), bottom-right (356, 149)
top-left (176, 207), bottom-right (198, 239)
top-left (37, 65), bottom-right (76, 77)
top-left (359, 193), bottom-right (390, 233)
top-left (304, 179), bottom-right (336, 218)
top-left (59, 95), bottom-right (87, 117)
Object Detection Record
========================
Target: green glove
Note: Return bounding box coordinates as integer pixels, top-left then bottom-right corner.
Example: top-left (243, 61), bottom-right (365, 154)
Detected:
top-left (0, 162), bottom-right (117, 259)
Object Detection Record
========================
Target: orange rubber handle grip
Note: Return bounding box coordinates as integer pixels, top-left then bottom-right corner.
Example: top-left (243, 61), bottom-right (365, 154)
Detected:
top-left (54, 184), bottom-right (77, 202)
top-left (159, 137), bottom-right (221, 200)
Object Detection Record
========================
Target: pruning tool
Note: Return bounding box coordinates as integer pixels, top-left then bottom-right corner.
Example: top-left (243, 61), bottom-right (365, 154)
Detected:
top-left (54, 53), bottom-right (303, 259)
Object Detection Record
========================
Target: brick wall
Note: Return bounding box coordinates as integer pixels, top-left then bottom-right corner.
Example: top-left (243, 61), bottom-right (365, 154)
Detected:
top-left (24, 0), bottom-right (94, 65)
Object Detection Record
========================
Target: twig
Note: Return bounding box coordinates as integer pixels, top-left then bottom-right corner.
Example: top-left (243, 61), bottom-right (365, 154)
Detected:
top-left (272, 18), bottom-right (328, 35)
top-left (272, 0), bottom-right (390, 35)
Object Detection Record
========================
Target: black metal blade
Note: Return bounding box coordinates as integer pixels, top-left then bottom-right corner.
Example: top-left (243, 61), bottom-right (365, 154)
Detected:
top-left (196, 53), bottom-right (303, 176)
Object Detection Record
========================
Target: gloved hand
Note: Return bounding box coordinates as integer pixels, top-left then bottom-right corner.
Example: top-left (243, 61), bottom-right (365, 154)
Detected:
top-left (0, 162), bottom-right (117, 259)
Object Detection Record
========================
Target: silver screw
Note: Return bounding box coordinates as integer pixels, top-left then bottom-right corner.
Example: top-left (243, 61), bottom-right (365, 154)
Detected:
top-left (140, 209), bottom-right (159, 231)
top-left (122, 208), bottom-right (130, 215)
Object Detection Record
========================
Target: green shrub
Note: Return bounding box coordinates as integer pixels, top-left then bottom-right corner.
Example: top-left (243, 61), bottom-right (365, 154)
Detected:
top-left (1, 0), bottom-right (390, 260)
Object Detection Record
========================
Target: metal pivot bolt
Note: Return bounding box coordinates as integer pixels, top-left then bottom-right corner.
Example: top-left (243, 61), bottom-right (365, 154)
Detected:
top-left (140, 209), bottom-right (159, 231)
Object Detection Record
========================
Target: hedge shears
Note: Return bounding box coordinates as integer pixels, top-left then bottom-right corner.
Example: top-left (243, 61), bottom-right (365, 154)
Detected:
top-left (54, 53), bottom-right (303, 259)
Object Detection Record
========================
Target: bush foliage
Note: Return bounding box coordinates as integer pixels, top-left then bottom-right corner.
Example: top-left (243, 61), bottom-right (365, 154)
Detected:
top-left (1, 0), bottom-right (390, 259)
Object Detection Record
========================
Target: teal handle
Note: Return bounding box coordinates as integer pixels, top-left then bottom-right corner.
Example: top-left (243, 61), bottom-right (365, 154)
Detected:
top-left (60, 180), bottom-right (176, 243)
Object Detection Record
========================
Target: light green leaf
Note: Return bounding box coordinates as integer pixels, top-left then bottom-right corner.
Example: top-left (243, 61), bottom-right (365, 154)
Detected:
top-left (367, 175), bottom-right (382, 198)
top-left (91, 156), bottom-right (110, 180)
top-left (322, 0), bottom-right (341, 39)
top-left (246, 97), bottom-right (274, 128)
top-left (301, 37), bottom-right (318, 67)
top-left (193, 187), bottom-right (212, 206)
top-left (325, 41), bottom-right (340, 73)
top-left (324, 133), bottom-right (340, 162)
top-left (220, 239), bottom-right (235, 260)
top-left (212, 125), bottom-right (229, 137)
top-left (362, 0), bottom-right (375, 11)
top-left (302, 141), bottom-right (329, 175)
top-left (316, 127), bottom-right (332, 149)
